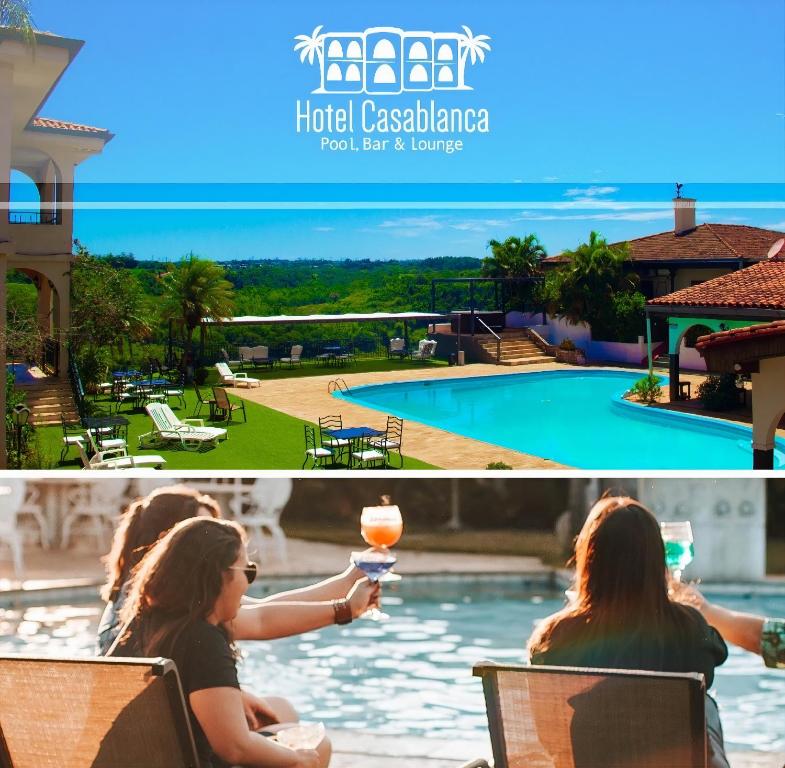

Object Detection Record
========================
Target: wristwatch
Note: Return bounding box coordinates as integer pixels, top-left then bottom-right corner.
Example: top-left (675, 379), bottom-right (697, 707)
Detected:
top-left (332, 598), bottom-right (353, 625)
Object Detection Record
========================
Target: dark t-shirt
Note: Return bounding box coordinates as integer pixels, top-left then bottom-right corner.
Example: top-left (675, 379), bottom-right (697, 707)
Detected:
top-left (116, 617), bottom-right (240, 768)
top-left (530, 604), bottom-right (728, 687)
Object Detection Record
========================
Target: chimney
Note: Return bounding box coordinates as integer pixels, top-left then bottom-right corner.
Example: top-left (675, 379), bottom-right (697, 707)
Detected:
top-left (673, 197), bottom-right (696, 235)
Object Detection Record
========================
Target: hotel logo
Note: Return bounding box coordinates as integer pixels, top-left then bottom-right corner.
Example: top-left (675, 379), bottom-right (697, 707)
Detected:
top-left (294, 25), bottom-right (491, 94)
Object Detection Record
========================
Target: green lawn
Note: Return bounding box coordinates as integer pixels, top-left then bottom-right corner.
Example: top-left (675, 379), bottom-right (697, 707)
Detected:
top-left (36, 383), bottom-right (437, 470)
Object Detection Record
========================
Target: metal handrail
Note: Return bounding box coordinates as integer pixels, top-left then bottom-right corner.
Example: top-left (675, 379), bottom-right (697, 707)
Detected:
top-left (327, 378), bottom-right (351, 394)
top-left (476, 317), bottom-right (501, 364)
top-left (8, 210), bottom-right (61, 225)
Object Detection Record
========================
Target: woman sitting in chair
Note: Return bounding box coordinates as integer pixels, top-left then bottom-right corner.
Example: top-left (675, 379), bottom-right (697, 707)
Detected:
top-left (527, 495), bottom-right (730, 768)
top-left (98, 485), bottom-right (378, 731)
top-left (111, 516), bottom-right (353, 768)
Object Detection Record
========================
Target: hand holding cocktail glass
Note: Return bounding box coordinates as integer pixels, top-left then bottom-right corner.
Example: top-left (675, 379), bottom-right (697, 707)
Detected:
top-left (351, 504), bottom-right (403, 621)
top-left (660, 520), bottom-right (694, 583)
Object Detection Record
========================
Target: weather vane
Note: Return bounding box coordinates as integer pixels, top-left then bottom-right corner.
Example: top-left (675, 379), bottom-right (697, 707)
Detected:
top-left (675, 182), bottom-right (683, 199)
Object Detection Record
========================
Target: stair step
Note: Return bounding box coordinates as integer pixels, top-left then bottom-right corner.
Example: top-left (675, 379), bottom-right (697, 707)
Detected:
top-left (498, 355), bottom-right (555, 366)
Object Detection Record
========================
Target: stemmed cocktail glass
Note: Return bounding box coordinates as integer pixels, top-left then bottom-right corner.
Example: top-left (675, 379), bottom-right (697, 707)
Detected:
top-left (351, 504), bottom-right (403, 621)
top-left (660, 521), bottom-right (694, 583)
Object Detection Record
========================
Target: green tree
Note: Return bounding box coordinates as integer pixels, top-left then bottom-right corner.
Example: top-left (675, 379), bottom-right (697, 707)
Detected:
top-left (481, 235), bottom-right (546, 278)
top-left (0, 0), bottom-right (36, 47)
top-left (545, 231), bottom-right (638, 332)
top-left (159, 254), bottom-right (235, 377)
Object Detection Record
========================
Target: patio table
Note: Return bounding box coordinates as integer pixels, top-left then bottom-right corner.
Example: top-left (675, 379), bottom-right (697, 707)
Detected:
top-left (83, 415), bottom-right (130, 447)
top-left (113, 370), bottom-right (141, 378)
top-left (323, 426), bottom-right (384, 440)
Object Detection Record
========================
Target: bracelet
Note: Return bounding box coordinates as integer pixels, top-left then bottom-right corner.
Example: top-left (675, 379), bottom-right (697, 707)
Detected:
top-left (332, 598), bottom-right (353, 625)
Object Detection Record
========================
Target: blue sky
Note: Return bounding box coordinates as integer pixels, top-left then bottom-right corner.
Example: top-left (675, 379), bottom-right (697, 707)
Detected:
top-left (12, 0), bottom-right (785, 259)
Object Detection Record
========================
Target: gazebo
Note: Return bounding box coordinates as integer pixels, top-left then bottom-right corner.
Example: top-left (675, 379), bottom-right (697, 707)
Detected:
top-left (696, 320), bottom-right (785, 469)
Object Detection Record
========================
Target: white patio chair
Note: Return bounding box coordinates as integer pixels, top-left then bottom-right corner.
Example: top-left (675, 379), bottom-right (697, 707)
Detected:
top-left (412, 339), bottom-right (438, 361)
top-left (62, 479), bottom-right (130, 549)
top-left (215, 362), bottom-right (261, 388)
top-left (0, 479), bottom-right (28, 576)
top-left (230, 479), bottom-right (292, 565)
top-left (77, 441), bottom-right (167, 471)
top-left (250, 345), bottom-right (272, 366)
top-left (85, 426), bottom-right (127, 455)
top-left (279, 344), bottom-right (303, 368)
top-left (388, 337), bottom-right (407, 359)
top-left (141, 403), bottom-right (227, 451)
top-left (16, 484), bottom-right (51, 549)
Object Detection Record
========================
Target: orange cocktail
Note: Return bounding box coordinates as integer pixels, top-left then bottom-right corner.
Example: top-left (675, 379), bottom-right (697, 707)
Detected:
top-left (361, 520), bottom-right (403, 548)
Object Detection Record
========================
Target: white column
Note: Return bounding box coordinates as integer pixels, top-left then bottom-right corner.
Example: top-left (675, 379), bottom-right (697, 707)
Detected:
top-left (751, 356), bottom-right (785, 456)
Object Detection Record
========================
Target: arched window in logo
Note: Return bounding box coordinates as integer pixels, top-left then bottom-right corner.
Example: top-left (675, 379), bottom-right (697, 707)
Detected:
top-left (346, 40), bottom-right (362, 59)
top-left (374, 63), bottom-right (397, 84)
top-left (373, 39), bottom-right (396, 59)
top-left (410, 63), bottom-right (429, 82)
top-left (327, 40), bottom-right (343, 58)
top-left (437, 43), bottom-right (454, 61)
top-left (327, 63), bottom-right (342, 81)
top-left (345, 63), bottom-right (361, 82)
top-left (437, 65), bottom-right (453, 83)
top-left (408, 41), bottom-right (428, 60)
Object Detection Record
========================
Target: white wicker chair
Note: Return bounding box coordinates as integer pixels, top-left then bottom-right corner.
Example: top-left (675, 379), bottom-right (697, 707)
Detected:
top-left (230, 479), bottom-right (292, 565)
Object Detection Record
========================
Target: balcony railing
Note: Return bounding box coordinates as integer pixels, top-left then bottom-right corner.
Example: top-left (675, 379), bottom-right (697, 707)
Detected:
top-left (8, 210), bottom-right (61, 225)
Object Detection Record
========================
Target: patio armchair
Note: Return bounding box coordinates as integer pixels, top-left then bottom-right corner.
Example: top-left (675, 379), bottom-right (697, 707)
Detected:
top-left (141, 402), bottom-right (227, 451)
top-left (472, 661), bottom-right (707, 768)
top-left (85, 424), bottom-right (127, 455)
top-left (215, 361), bottom-right (261, 388)
top-left (0, 655), bottom-right (201, 768)
top-left (221, 347), bottom-right (244, 368)
top-left (250, 344), bottom-right (273, 367)
top-left (279, 344), bottom-right (304, 367)
top-left (212, 386), bottom-right (247, 422)
top-left (193, 384), bottom-right (216, 419)
top-left (229, 479), bottom-right (291, 564)
top-left (165, 374), bottom-right (186, 409)
top-left (0, 479), bottom-right (28, 576)
top-left (411, 339), bottom-right (438, 361)
top-left (388, 337), bottom-right (407, 359)
top-left (77, 441), bottom-right (167, 470)
top-left (318, 414), bottom-right (350, 461)
top-left (303, 425), bottom-right (335, 469)
top-left (349, 433), bottom-right (387, 469)
top-left (59, 413), bottom-right (86, 463)
top-left (61, 479), bottom-right (130, 549)
top-left (370, 415), bottom-right (404, 467)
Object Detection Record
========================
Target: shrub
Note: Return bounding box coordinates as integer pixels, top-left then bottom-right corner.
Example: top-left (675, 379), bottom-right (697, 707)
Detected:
top-left (629, 374), bottom-right (662, 404)
top-left (486, 461), bottom-right (513, 470)
top-left (698, 374), bottom-right (739, 411)
top-left (75, 347), bottom-right (112, 392)
top-left (559, 338), bottom-right (576, 351)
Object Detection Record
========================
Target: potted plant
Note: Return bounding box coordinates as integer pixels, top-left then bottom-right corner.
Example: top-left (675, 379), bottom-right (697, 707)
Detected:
top-left (555, 338), bottom-right (586, 365)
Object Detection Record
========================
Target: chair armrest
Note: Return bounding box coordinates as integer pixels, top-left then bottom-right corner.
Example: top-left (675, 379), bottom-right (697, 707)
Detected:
top-left (457, 761), bottom-right (491, 768)
top-left (95, 448), bottom-right (126, 461)
top-left (183, 418), bottom-right (205, 427)
top-left (234, 372), bottom-right (249, 379)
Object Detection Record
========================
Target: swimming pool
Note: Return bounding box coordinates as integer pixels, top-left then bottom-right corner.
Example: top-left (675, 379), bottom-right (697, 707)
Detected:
top-left (1, 577), bottom-right (783, 751)
top-left (5, 363), bottom-right (37, 385)
top-left (336, 369), bottom-right (785, 469)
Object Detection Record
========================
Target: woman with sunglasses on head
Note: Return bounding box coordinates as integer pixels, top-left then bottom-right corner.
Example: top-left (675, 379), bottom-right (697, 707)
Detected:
top-left (112, 516), bottom-right (365, 768)
top-left (98, 485), bottom-right (379, 732)
top-left (527, 495), bottom-right (730, 768)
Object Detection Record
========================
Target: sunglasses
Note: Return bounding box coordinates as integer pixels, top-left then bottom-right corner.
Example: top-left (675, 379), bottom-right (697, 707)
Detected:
top-left (228, 561), bottom-right (258, 585)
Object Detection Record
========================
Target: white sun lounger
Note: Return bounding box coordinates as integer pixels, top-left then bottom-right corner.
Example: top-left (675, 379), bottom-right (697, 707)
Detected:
top-left (141, 403), bottom-right (227, 451)
top-left (215, 362), bottom-right (261, 387)
top-left (78, 442), bottom-right (167, 470)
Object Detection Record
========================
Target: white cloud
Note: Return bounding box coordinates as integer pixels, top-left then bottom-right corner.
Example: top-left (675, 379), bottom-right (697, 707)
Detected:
top-left (563, 185), bottom-right (619, 199)
top-left (313, 226), bottom-right (335, 232)
top-left (511, 209), bottom-right (673, 223)
top-left (543, 176), bottom-right (559, 182)
top-left (764, 221), bottom-right (785, 230)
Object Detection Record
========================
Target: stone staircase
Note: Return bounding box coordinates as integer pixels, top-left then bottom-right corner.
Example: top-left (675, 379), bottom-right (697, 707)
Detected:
top-left (16, 378), bottom-right (80, 426)
top-left (468, 330), bottom-right (555, 366)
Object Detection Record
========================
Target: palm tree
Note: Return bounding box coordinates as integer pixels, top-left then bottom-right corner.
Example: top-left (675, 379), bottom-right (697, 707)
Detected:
top-left (546, 231), bottom-right (636, 326)
top-left (0, 0), bottom-right (35, 47)
top-left (294, 25), bottom-right (325, 89)
top-left (482, 235), bottom-right (546, 278)
top-left (159, 254), bottom-right (235, 380)
top-left (457, 26), bottom-right (491, 89)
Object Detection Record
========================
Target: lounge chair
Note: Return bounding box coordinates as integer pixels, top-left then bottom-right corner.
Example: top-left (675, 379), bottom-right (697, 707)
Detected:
top-left (473, 661), bottom-right (707, 768)
top-left (279, 344), bottom-right (303, 367)
top-left (85, 425), bottom-right (127, 455)
top-left (411, 339), bottom-right (438, 361)
top-left (0, 654), bottom-right (200, 768)
top-left (388, 337), bottom-right (407, 359)
top-left (370, 415), bottom-right (404, 467)
top-left (212, 386), bottom-right (247, 422)
top-left (303, 425), bottom-right (335, 469)
top-left (141, 402), bottom-right (227, 451)
top-left (77, 441), bottom-right (167, 470)
top-left (215, 361), bottom-right (261, 388)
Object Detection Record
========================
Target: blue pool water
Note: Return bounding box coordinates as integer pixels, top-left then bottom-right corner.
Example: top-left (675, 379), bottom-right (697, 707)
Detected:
top-left (1, 578), bottom-right (784, 751)
top-left (337, 369), bottom-right (785, 469)
top-left (6, 363), bottom-right (36, 385)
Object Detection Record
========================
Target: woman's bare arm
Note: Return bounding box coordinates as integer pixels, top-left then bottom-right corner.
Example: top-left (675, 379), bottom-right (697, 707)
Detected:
top-left (244, 565), bottom-right (363, 605)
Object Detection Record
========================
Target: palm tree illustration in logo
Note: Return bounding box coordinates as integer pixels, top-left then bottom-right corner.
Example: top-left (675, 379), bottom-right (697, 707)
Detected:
top-left (456, 26), bottom-right (491, 90)
top-left (294, 26), bottom-right (326, 91)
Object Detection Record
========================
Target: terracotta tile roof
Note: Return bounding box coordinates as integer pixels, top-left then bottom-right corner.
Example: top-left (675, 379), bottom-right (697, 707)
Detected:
top-left (29, 117), bottom-right (110, 135)
top-left (696, 319), bottom-right (785, 351)
top-left (648, 259), bottom-right (785, 309)
top-left (543, 223), bottom-right (785, 264)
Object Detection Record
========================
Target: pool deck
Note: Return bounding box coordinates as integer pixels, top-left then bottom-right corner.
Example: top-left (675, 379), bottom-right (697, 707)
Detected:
top-left (1, 540), bottom-right (784, 768)
top-left (239, 361), bottom-right (571, 469)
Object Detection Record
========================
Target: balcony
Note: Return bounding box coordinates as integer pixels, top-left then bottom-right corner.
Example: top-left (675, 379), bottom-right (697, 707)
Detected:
top-left (8, 210), bottom-right (61, 225)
